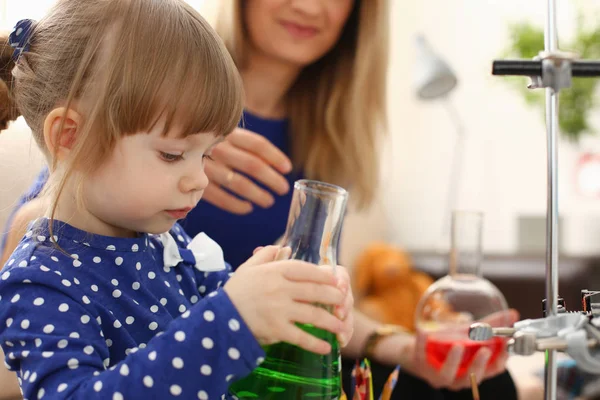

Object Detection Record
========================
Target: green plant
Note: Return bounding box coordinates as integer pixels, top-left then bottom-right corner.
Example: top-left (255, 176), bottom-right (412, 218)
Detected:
top-left (503, 13), bottom-right (600, 142)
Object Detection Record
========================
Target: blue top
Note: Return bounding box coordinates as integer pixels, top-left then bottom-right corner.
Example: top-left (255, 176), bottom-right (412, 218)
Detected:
top-left (180, 111), bottom-right (302, 268)
top-left (0, 218), bottom-right (264, 400)
top-left (1, 111), bottom-right (301, 269)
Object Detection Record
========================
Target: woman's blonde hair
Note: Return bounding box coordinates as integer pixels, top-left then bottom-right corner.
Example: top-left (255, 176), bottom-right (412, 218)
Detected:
top-left (1, 0), bottom-right (243, 229)
top-left (215, 0), bottom-right (389, 208)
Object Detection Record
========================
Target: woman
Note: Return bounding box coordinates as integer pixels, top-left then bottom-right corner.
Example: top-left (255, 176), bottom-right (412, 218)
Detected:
top-left (1, 1), bottom-right (518, 398)
top-left (188, 2), bottom-right (517, 396)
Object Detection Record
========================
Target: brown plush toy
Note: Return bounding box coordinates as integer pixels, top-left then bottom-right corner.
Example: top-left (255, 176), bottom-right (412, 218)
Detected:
top-left (353, 242), bottom-right (434, 332)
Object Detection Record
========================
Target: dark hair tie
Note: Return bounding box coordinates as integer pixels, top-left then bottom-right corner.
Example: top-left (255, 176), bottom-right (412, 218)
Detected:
top-left (8, 19), bottom-right (36, 62)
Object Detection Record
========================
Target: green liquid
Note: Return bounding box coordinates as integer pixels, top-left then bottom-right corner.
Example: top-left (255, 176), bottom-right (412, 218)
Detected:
top-left (229, 323), bottom-right (341, 399)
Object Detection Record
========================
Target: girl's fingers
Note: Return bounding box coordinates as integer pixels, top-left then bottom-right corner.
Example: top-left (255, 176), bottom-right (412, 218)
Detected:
top-left (288, 302), bottom-right (344, 335)
top-left (280, 262), bottom-right (337, 286)
top-left (287, 282), bottom-right (345, 306)
top-left (280, 323), bottom-right (332, 355)
top-left (338, 310), bottom-right (354, 347)
top-left (241, 246), bottom-right (280, 267)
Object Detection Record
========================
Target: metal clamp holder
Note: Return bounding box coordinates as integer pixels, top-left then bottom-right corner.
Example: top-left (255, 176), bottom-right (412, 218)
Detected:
top-left (469, 315), bottom-right (600, 374)
top-left (564, 328), bottom-right (600, 374)
top-left (527, 51), bottom-right (578, 92)
top-left (514, 313), bottom-right (588, 338)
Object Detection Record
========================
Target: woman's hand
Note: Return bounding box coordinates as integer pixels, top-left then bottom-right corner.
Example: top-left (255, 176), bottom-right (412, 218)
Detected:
top-left (203, 128), bottom-right (293, 214)
top-left (403, 309), bottom-right (519, 390)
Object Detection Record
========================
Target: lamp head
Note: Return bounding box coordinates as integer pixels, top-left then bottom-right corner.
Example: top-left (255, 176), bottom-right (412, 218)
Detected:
top-left (414, 34), bottom-right (458, 100)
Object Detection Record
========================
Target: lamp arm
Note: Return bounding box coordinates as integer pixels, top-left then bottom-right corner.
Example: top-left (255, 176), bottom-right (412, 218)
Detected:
top-left (440, 97), bottom-right (467, 241)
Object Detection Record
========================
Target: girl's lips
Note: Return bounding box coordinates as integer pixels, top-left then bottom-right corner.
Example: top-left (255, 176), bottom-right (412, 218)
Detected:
top-left (166, 208), bottom-right (192, 219)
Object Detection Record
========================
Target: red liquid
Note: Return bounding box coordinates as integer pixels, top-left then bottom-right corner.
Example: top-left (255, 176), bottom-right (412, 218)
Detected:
top-left (425, 336), bottom-right (505, 377)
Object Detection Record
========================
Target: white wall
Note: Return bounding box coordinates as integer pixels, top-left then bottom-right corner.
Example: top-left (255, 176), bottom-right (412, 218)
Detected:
top-left (383, 0), bottom-right (600, 255)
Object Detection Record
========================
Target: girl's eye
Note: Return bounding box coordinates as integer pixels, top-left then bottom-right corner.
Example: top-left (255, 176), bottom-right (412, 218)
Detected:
top-left (203, 154), bottom-right (214, 162)
top-left (160, 152), bottom-right (183, 162)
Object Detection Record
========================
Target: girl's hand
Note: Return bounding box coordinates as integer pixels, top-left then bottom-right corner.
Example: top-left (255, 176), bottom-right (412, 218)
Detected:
top-left (203, 128), bottom-right (292, 214)
top-left (334, 266), bottom-right (354, 348)
top-left (224, 246), bottom-right (347, 355)
top-left (250, 247), bottom-right (355, 347)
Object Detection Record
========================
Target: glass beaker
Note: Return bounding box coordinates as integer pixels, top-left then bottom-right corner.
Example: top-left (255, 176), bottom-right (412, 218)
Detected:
top-left (415, 210), bottom-right (509, 377)
top-left (229, 179), bottom-right (349, 399)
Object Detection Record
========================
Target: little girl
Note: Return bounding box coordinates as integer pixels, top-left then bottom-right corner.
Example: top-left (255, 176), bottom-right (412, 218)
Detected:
top-left (0, 1), bottom-right (353, 399)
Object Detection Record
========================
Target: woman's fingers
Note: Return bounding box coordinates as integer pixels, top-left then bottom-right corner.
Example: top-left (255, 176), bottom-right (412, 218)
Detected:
top-left (437, 345), bottom-right (464, 387)
top-left (200, 127), bottom-right (294, 213)
top-left (414, 331), bottom-right (428, 366)
top-left (202, 128), bottom-right (293, 211)
top-left (482, 309), bottom-right (520, 327)
top-left (212, 140), bottom-right (289, 195)
top-left (201, 182), bottom-right (253, 215)
top-left (204, 159), bottom-right (274, 208)
top-left (469, 347), bottom-right (492, 384)
top-left (228, 128), bottom-right (292, 174)
top-left (482, 348), bottom-right (509, 379)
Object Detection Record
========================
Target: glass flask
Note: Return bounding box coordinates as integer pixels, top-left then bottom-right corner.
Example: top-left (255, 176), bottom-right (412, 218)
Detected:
top-left (414, 211), bottom-right (509, 377)
top-left (229, 179), bottom-right (349, 399)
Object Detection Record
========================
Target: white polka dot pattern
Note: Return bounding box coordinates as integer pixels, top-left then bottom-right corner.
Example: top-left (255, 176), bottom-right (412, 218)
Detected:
top-left (0, 220), bottom-right (263, 399)
top-left (172, 357), bottom-right (184, 369)
top-left (143, 375), bottom-right (153, 387)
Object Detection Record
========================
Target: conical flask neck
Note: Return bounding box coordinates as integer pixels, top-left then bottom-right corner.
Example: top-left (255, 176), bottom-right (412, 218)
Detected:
top-left (280, 180), bottom-right (348, 266)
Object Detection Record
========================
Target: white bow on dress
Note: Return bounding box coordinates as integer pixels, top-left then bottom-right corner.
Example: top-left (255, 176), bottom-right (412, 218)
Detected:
top-left (161, 231), bottom-right (226, 272)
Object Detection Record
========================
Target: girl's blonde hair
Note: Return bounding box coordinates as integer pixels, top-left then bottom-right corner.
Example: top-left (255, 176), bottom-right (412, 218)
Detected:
top-left (215, 0), bottom-right (389, 208)
top-left (1, 0), bottom-right (243, 226)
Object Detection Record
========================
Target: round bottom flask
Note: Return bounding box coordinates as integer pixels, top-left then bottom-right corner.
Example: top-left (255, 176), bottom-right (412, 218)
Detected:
top-left (415, 211), bottom-right (509, 377)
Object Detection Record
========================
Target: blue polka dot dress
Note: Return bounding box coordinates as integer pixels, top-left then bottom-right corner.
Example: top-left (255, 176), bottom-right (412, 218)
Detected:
top-left (0, 218), bottom-right (265, 399)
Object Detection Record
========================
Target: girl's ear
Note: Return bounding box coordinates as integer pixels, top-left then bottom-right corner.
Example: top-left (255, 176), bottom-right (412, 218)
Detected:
top-left (43, 107), bottom-right (83, 160)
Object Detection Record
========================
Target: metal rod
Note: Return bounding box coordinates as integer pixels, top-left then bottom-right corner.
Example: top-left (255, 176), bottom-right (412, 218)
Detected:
top-left (492, 60), bottom-right (600, 77)
top-left (543, 0), bottom-right (560, 397)
top-left (544, 88), bottom-right (560, 400)
top-left (537, 338), bottom-right (598, 352)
